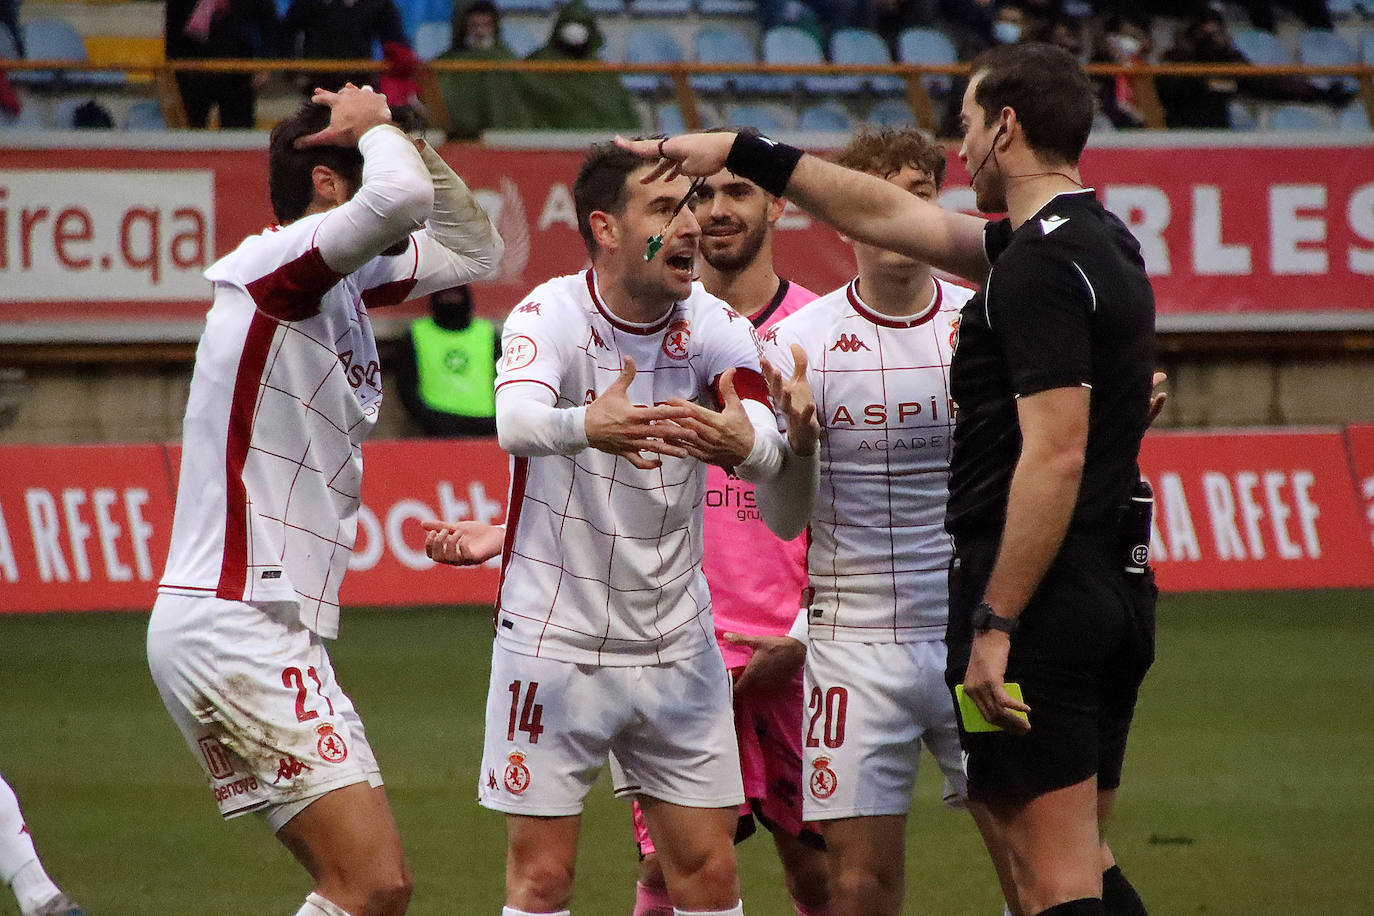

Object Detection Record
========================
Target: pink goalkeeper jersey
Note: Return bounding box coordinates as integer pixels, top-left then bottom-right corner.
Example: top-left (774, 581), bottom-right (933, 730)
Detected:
top-left (704, 279), bottom-right (817, 670)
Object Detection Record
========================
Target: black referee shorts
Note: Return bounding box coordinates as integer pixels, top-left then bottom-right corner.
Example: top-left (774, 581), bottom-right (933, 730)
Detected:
top-left (944, 531), bottom-right (1157, 804)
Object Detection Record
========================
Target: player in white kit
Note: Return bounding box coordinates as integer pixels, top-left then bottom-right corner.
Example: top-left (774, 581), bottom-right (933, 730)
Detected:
top-left (0, 775), bottom-right (84, 916)
top-left (146, 85), bottom-right (502, 916)
top-left (761, 129), bottom-right (975, 916)
top-left (478, 143), bottom-right (818, 916)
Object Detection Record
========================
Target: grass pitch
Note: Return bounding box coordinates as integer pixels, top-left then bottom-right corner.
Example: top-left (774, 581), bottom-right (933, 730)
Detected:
top-left (1, 590), bottom-right (1372, 914)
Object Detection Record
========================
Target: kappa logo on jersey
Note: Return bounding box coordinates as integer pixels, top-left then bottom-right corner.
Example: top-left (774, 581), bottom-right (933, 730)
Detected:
top-left (830, 334), bottom-right (870, 353)
top-left (761, 326), bottom-right (779, 344)
top-left (502, 335), bottom-right (538, 371)
top-left (198, 737), bottom-right (235, 780)
top-left (504, 750), bottom-right (531, 795)
top-left (1040, 215), bottom-right (1070, 235)
top-left (516, 302), bottom-right (542, 315)
top-left (662, 319), bottom-right (691, 360)
top-left (588, 326), bottom-right (608, 350)
top-left (316, 724), bottom-right (348, 763)
top-left (721, 307), bottom-right (740, 323)
top-left (271, 755), bottom-right (313, 784)
top-left (809, 756), bottom-right (838, 799)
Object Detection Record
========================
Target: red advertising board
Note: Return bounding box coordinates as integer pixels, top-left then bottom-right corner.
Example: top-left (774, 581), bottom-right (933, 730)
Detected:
top-left (1138, 428), bottom-right (1374, 591)
top-left (1343, 424), bottom-right (1374, 552)
top-left (3, 140), bottom-right (1372, 330)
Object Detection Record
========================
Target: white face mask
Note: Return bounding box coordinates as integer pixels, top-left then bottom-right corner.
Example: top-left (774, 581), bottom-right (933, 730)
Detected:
top-left (992, 21), bottom-right (1021, 45)
top-left (1111, 34), bottom-right (1142, 58)
top-left (558, 22), bottom-right (589, 46)
top-left (468, 32), bottom-right (495, 49)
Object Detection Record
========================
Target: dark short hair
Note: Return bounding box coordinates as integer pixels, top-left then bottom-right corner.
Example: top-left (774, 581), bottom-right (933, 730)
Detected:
top-left (835, 127), bottom-right (947, 190)
top-left (573, 142), bottom-right (647, 255)
top-left (967, 41), bottom-right (1094, 166)
top-left (268, 102), bottom-right (366, 224)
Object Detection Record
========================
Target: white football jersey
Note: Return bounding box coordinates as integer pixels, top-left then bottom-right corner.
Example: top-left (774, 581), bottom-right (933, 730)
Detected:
top-left (764, 276), bottom-right (975, 643)
top-left (159, 213), bottom-right (488, 638)
top-left (495, 269), bottom-right (771, 666)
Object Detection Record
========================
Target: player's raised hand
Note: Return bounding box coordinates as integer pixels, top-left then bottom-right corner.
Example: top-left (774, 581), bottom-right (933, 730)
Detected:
top-left (614, 132), bottom-right (737, 184)
top-left (585, 357), bottom-right (697, 470)
top-left (1147, 370), bottom-right (1169, 426)
top-left (762, 344), bottom-right (819, 458)
top-left (724, 631), bottom-right (805, 696)
top-left (421, 519), bottom-right (505, 566)
top-left (661, 366), bottom-right (757, 469)
top-left (295, 83), bottom-right (393, 149)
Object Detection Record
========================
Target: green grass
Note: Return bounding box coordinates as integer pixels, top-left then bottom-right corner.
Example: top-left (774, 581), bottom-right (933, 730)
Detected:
top-left (1, 591), bottom-right (1372, 914)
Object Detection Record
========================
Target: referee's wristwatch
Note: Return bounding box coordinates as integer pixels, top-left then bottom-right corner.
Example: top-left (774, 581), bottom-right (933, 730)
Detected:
top-left (971, 601), bottom-right (1018, 635)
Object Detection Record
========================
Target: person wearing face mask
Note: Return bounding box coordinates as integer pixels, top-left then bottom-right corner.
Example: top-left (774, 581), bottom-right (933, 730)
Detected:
top-left (516, 0), bottom-right (639, 131)
top-left (434, 0), bottom-right (522, 140)
top-left (1089, 14), bottom-right (1153, 130)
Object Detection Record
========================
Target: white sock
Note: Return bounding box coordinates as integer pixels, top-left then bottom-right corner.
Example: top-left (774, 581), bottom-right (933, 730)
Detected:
top-left (295, 891), bottom-right (353, 915)
top-left (501, 908), bottom-right (570, 915)
top-left (674, 904), bottom-right (744, 916)
top-left (0, 777), bottom-right (62, 914)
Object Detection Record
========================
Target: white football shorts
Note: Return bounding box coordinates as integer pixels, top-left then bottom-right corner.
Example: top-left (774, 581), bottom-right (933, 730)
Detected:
top-left (801, 638), bottom-right (967, 820)
top-left (478, 640), bottom-right (745, 816)
top-left (147, 593), bottom-right (382, 831)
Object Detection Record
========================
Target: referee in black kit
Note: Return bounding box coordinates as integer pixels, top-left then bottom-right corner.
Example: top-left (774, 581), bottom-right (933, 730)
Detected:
top-left (617, 40), bottom-right (1159, 916)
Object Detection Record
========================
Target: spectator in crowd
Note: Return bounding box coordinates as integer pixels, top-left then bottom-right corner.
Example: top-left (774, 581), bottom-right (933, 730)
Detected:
top-left (394, 284), bottom-right (499, 437)
top-left (1090, 13), bottom-right (1153, 129)
top-left (165, 0), bottom-right (279, 129)
top-left (868, 0), bottom-right (995, 61)
top-left (434, 0), bottom-right (521, 140)
top-left (1, 0), bottom-right (22, 56)
top-left (1031, 15), bottom-right (1086, 63)
top-left (282, 0), bottom-right (417, 107)
top-left (518, 0), bottom-right (638, 132)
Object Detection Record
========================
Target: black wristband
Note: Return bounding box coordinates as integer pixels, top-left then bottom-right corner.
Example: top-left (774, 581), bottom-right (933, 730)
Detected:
top-left (724, 132), bottom-right (803, 198)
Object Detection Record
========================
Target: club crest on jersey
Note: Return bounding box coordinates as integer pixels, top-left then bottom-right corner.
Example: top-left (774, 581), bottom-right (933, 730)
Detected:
top-left (502, 335), bottom-right (537, 371)
top-left (830, 334), bottom-right (870, 354)
top-left (809, 756), bottom-right (838, 799)
top-left (662, 319), bottom-right (691, 360)
top-left (316, 724), bottom-right (348, 764)
top-left (949, 316), bottom-right (961, 352)
top-left (272, 755), bottom-right (313, 784)
top-left (504, 750), bottom-right (532, 795)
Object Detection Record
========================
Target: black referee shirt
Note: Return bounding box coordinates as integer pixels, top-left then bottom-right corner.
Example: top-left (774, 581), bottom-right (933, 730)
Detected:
top-left (945, 189), bottom-right (1155, 541)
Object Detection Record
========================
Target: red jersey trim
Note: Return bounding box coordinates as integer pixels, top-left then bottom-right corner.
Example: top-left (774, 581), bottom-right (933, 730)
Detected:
top-left (846, 277), bottom-right (942, 329)
top-left (217, 311), bottom-right (279, 599)
top-left (714, 367), bottom-right (772, 409)
top-left (362, 278), bottom-right (418, 308)
top-left (246, 247), bottom-right (345, 321)
top-left (586, 270), bottom-right (677, 336)
top-left (495, 455), bottom-right (529, 631)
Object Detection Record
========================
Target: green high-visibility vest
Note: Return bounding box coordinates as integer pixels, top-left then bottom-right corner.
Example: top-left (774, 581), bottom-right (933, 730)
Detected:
top-left (412, 317), bottom-right (497, 418)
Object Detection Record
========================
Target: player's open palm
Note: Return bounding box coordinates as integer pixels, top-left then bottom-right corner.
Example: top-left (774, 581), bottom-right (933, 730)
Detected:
top-left (295, 83), bottom-right (392, 149)
top-left (763, 344), bottom-right (819, 457)
top-left (585, 358), bottom-right (695, 469)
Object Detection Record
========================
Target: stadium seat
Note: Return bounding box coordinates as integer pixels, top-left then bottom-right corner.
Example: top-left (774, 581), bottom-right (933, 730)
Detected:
top-left (798, 101), bottom-right (852, 131)
top-left (1265, 103), bottom-right (1332, 131)
top-left (502, 20), bottom-right (545, 58)
top-left (493, 0), bottom-right (557, 14)
top-left (896, 27), bottom-right (956, 95)
top-left (864, 98), bottom-right (915, 127)
top-left (830, 28), bottom-right (900, 95)
top-left (123, 100), bottom-right (166, 131)
top-left (1363, 32), bottom-right (1374, 63)
top-left (1228, 99), bottom-right (1260, 131)
top-left (0, 22), bottom-right (19, 59)
top-left (723, 101), bottom-right (796, 132)
top-left (761, 25), bottom-right (827, 95)
top-left (627, 0), bottom-right (693, 14)
top-left (692, 27), bottom-right (756, 94)
top-left (1298, 29), bottom-right (1358, 91)
top-left (585, 0), bottom-right (626, 14)
top-left (1337, 102), bottom-right (1371, 131)
top-left (1231, 28), bottom-right (1291, 66)
top-left (15, 18), bottom-right (125, 90)
top-left (413, 21), bottom-right (453, 60)
top-left (696, 0), bottom-right (757, 15)
top-left (655, 98), bottom-right (721, 132)
top-left (621, 26), bottom-right (684, 94)
top-left (0, 103), bottom-right (46, 129)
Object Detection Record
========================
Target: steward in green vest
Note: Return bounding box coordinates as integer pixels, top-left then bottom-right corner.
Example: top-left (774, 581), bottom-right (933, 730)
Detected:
top-left (395, 285), bottom-right (499, 436)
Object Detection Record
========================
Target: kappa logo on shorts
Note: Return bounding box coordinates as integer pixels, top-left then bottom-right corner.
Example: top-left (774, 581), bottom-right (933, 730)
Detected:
top-left (809, 756), bottom-right (838, 799)
top-left (198, 737), bottom-right (235, 780)
top-left (504, 750), bottom-right (531, 795)
top-left (272, 755), bottom-right (313, 784)
top-left (662, 319), bottom-right (691, 360)
top-left (316, 724), bottom-right (348, 764)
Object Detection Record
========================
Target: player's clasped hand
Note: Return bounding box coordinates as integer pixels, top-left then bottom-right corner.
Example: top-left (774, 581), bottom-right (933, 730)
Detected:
top-left (294, 83), bottom-right (393, 150)
top-left (762, 344), bottom-right (819, 458)
top-left (724, 631), bottom-right (806, 696)
top-left (661, 366), bottom-right (757, 470)
top-left (421, 519), bottom-right (505, 566)
top-left (585, 357), bottom-right (697, 470)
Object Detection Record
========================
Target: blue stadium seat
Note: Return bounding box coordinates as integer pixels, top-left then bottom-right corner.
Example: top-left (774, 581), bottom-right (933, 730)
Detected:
top-left (621, 26), bottom-right (684, 94)
top-left (655, 99), bottom-right (721, 131)
top-left (502, 20), bottom-right (545, 57)
top-left (123, 100), bottom-right (167, 131)
top-left (692, 27), bottom-right (756, 94)
top-left (627, 0), bottom-right (692, 14)
top-left (798, 101), bottom-right (852, 131)
top-left (0, 104), bottom-right (46, 129)
top-left (695, 0), bottom-right (757, 15)
top-left (896, 27), bottom-right (955, 95)
top-left (1298, 29), bottom-right (1358, 91)
top-left (1231, 28), bottom-right (1291, 65)
top-left (1228, 100), bottom-right (1260, 131)
top-left (585, 0), bottom-right (626, 14)
top-left (1265, 103), bottom-right (1332, 131)
top-left (830, 28), bottom-right (900, 95)
top-left (15, 18), bottom-right (125, 90)
top-left (762, 25), bottom-right (826, 95)
top-left (1337, 103), bottom-right (1370, 131)
top-left (723, 101), bottom-right (795, 132)
top-left (864, 98), bottom-right (915, 127)
top-left (493, 0), bottom-right (557, 14)
top-left (0, 22), bottom-right (19, 58)
top-left (1363, 32), bottom-right (1374, 63)
top-left (413, 21), bottom-right (453, 60)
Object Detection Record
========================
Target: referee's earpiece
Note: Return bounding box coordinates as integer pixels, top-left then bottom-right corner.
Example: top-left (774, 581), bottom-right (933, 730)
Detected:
top-left (968, 122), bottom-right (1007, 185)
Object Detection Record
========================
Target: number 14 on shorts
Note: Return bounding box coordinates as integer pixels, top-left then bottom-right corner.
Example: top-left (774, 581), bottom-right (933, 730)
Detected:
top-left (507, 680), bottom-right (545, 742)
